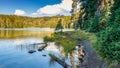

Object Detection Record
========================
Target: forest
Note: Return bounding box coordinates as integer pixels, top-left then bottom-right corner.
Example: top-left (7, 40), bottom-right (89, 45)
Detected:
top-left (71, 0), bottom-right (120, 66)
top-left (0, 15), bottom-right (71, 28)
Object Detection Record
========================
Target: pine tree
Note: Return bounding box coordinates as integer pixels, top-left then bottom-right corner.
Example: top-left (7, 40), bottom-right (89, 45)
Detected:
top-left (97, 0), bottom-right (120, 64)
top-left (55, 19), bottom-right (64, 33)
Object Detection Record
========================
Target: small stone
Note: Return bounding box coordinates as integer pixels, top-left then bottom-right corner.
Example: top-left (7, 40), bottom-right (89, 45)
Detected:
top-left (28, 50), bottom-right (36, 54)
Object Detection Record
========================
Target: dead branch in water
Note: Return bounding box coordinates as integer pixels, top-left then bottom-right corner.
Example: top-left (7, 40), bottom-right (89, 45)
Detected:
top-left (49, 54), bottom-right (71, 68)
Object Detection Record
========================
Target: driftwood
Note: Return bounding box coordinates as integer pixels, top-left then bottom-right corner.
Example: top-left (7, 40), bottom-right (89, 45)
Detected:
top-left (28, 42), bottom-right (47, 53)
top-left (55, 58), bottom-right (71, 68)
top-left (30, 43), bottom-right (46, 45)
top-left (38, 43), bottom-right (47, 51)
top-left (49, 54), bottom-right (71, 68)
top-left (28, 42), bottom-right (47, 51)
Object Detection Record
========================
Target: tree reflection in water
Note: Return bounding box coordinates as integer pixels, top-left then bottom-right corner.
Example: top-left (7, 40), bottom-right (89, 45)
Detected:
top-left (0, 29), bottom-right (53, 39)
top-left (16, 41), bottom-right (85, 68)
top-left (69, 45), bottom-right (85, 68)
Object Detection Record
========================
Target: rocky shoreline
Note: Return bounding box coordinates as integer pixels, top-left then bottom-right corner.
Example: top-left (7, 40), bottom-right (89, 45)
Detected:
top-left (78, 40), bottom-right (107, 68)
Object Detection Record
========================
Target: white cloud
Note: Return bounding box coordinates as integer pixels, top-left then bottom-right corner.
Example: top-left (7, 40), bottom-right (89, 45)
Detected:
top-left (32, 0), bottom-right (73, 17)
top-left (14, 9), bottom-right (26, 16)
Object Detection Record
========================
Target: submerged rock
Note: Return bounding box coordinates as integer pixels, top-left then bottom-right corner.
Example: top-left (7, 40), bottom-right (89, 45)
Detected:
top-left (38, 48), bottom-right (42, 51)
top-left (42, 55), bottom-right (46, 56)
top-left (28, 50), bottom-right (36, 54)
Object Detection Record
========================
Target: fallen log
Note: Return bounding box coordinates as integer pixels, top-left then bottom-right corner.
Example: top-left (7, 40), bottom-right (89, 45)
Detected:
top-left (30, 43), bottom-right (46, 45)
top-left (49, 54), bottom-right (71, 68)
top-left (38, 43), bottom-right (47, 51)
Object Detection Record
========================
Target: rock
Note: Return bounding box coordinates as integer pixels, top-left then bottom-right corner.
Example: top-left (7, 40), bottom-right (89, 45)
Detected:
top-left (28, 50), bottom-right (36, 54)
top-left (72, 48), bottom-right (76, 50)
top-left (38, 48), bottom-right (42, 51)
top-left (84, 30), bottom-right (88, 32)
top-left (42, 55), bottom-right (46, 56)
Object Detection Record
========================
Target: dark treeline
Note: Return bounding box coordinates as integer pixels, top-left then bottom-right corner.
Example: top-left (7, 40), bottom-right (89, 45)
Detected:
top-left (72, 0), bottom-right (120, 65)
top-left (0, 15), bottom-right (72, 28)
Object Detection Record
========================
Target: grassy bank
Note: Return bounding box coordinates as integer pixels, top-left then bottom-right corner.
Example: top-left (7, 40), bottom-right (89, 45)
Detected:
top-left (44, 30), bottom-right (97, 54)
top-left (44, 32), bottom-right (76, 54)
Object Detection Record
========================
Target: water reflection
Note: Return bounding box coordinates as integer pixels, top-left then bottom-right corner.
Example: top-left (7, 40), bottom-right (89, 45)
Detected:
top-left (0, 29), bottom-right (53, 39)
top-left (16, 41), bottom-right (84, 68)
top-left (0, 28), bottom-right (82, 68)
top-left (15, 38), bottom-right (43, 51)
top-left (14, 39), bottom-right (24, 45)
top-left (0, 38), bottom-right (63, 68)
top-left (45, 42), bottom-right (64, 55)
top-left (69, 46), bottom-right (85, 68)
top-left (46, 43), bottom-right (85, 68)
top-left (0, 29), bottom-right (62, 68)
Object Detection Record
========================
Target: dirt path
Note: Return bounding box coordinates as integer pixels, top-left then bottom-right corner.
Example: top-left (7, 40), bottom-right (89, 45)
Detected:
top-left (78, 40), bottom-right (107, 68)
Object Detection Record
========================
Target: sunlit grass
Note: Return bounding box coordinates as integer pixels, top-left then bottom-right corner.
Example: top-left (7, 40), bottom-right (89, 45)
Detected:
top-left (55, 38), bottom-right (76, 54)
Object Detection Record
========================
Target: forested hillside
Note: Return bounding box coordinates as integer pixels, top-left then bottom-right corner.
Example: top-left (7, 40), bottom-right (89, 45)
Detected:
top-left (0, 15), bottom-right (71, 28)
top-left (71, 0), bottom-right (120, 65)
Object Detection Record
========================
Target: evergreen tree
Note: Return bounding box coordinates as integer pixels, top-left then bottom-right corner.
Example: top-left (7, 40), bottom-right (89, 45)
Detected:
top-left (55, 19), bottom-right (64, 33)
top-left (97, 0), bottom-right (120, 64)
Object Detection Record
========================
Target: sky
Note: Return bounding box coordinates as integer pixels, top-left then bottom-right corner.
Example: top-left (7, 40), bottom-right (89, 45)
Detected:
top-left (0, 0), bottom-right (73, 17)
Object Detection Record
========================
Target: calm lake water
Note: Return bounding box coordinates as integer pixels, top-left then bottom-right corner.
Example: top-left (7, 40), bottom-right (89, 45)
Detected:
top-left (0, 28), bottom-right (79, 68)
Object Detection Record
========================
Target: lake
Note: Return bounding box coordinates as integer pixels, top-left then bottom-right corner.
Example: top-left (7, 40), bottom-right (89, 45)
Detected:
top-left (0, 28), bottom-right (80, 68)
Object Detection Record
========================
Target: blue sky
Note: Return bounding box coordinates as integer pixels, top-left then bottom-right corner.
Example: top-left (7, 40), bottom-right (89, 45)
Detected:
top-left (0, 0), bottom-right (73, 17)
